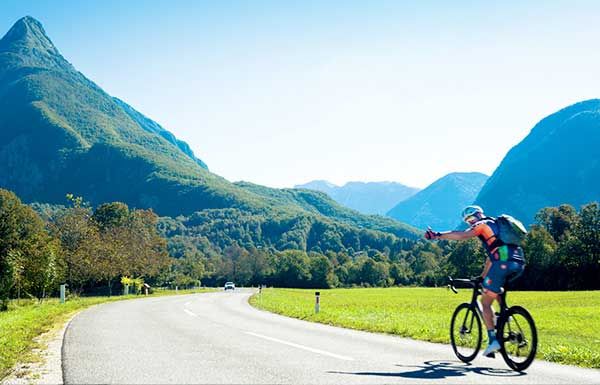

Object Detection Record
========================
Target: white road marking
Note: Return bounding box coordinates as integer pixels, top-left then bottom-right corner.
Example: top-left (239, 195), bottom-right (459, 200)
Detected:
top-left (184, 301), bottom-right (192, 306)
top-left (245, 331), bottom-right (354, 361)
top-left (183, 309), bottom-right (197, 317)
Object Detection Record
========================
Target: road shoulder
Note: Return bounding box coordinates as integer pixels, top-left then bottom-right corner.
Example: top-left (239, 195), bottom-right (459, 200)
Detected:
top-left (1, 313), bottom-right (76, 385)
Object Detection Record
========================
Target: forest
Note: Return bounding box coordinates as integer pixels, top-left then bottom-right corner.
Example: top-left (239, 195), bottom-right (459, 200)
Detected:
top-left (1, 186), bottom-right (598, 310)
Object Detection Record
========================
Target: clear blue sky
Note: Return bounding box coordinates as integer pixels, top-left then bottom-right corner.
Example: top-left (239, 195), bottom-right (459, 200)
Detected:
top-left (2, 1), bottom-right (599, 188)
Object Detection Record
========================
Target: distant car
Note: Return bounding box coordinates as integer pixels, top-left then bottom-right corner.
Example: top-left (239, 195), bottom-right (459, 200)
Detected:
top-left (224, 282), bottom-right (235, 291)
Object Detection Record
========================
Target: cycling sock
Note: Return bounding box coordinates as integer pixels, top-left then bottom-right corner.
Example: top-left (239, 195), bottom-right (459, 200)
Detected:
top-left (487, 329), bottom-right (496, 344)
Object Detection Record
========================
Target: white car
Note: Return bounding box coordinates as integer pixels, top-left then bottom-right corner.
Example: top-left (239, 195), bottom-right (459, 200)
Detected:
top-left (224, 282), bottom-right (235, 291)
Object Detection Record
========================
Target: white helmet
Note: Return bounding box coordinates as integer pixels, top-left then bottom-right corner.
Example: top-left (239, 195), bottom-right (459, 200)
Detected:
top-left (461, 205), bottom-right (484, 222)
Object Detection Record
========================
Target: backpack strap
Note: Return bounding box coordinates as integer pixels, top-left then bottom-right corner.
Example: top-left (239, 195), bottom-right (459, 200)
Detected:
top-left (476, 217), bottom-right (505, 251)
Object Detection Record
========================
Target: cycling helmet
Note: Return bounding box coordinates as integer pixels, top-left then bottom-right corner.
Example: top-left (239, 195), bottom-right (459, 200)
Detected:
top-left (461, 205), bottom-right (484, 222)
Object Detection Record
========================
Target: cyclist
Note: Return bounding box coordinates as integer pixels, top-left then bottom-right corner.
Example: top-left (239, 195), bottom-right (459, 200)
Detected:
top-left (424, 205), bottom-right (525, 357)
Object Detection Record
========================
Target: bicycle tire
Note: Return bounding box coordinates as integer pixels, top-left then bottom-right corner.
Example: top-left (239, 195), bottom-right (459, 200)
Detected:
top-left (450, 302), bottom-right (482, 362)
top-left (497, 305), bottom-right (538, 371)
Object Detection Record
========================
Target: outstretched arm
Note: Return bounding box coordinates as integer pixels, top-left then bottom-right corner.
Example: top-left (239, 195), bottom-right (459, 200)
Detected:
top-left (438, 228), bottom-right (478, 240)
top-left (425, 227), bottom-right (478, 241)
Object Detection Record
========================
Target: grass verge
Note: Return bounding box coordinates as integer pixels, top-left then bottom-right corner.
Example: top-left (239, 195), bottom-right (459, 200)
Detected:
top-left (250, 287), bottom-right (600, 368)
top-left (0, 288), bottom-right (215, 380)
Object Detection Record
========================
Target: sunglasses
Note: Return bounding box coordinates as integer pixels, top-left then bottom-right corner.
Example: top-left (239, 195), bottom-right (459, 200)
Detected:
top-left (464, 215), bottom-right (478, 223)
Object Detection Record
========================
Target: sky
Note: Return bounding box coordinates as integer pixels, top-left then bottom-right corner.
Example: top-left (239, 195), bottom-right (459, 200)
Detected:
top-left (2, 0), bottom-right (600, 189)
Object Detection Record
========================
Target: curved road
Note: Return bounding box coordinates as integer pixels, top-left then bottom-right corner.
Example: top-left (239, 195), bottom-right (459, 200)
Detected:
top-left (63, 289), bottom-right (600, 384)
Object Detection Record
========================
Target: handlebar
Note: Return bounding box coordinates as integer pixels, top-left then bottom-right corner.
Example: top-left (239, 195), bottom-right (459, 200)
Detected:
top-left (447, 276), bottom-right (481, 294)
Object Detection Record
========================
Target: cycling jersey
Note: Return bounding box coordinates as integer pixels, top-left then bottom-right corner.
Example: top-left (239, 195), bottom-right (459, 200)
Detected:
top-left (471, 218), bottom-right (525, 294)
top-left (471, 219), bottom-right (525, 263)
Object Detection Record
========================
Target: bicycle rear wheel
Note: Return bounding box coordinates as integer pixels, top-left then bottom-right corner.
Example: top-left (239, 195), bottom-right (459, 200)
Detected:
top-left (498, 305), bottom-right (537, 371)
top-left (450, 303), bottom-right (482, 362)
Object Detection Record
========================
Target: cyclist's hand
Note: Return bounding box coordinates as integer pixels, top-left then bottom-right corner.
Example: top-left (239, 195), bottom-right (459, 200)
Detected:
top-left (424, 227), bottom-right (441, 240)
top-left (472, 276), bottom-right (484, 284)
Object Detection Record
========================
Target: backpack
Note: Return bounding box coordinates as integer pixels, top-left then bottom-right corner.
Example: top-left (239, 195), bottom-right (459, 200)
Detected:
top-left (495, 214), bottom-right (528, 246)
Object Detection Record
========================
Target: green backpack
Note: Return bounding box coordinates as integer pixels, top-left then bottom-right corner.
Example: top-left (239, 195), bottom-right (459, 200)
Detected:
top-left (495, 214), bottom-right (528, 246)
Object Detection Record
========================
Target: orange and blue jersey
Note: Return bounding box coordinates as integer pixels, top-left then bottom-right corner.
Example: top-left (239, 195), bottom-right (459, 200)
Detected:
top-left (471, 218), bottom-right (525, 294)
top-left (471, 218), bottom-right (525, 263)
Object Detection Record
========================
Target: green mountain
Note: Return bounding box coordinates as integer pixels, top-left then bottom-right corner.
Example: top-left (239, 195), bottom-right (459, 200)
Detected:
top-left (475, 99), bottom-right (600, 224)
top-left (0, 16), bottom-right (244, 215)
top-left (0, 16), bottom-right (419, 241)
top-left (236, 182), bottom-right (418, 237)
top-left (295, 180), bottom-right (420, 215)
top-left (386, 172), bottom-right (489, 230)
top-left (112, 97), bottom-right (208, 170)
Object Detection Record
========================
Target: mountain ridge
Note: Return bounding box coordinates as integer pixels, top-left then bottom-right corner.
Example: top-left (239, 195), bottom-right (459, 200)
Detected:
top-left (387, 172), bottom-right (488, 230)
top-left (475, 99), bottom-right (600, 224)
top-left (295, 180), bottom-right (420, 215)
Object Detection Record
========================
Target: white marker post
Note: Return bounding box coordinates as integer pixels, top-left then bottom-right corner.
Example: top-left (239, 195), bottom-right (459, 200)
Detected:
top-left (60, 284), bottom-right (67, 304)
top-left (315, 291), bottom-right (320, 314)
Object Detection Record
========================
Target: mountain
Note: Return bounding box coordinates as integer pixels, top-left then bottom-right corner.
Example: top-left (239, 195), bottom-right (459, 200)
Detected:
top-left (112, 97), bottom-right (208, 170)
top-left (295, 180), bottom-right (420, 215)
top-left (295, 180), bottom-right (338, 196)
top-left (386, 172), bottom-right (489, 230)
top-left (475, 99), bottom-right (600, 224)
top-left (0, 16), bottom-right (239, 215)
top-left (0, 17), bottom-right (419, 241)
top-left (236, 182), bottom-right (418, 237)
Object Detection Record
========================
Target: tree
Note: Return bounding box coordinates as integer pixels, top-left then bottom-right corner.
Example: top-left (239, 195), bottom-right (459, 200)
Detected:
top-left (0, 189), bottom-right (63, 308)
top-left (93, 202), bottom-right (130, 230)
top-left (20, 236), bottom-right (63, 300)
top-left (308, 253), bottom-right (335, 288)
top-left (52, 207), bottom-right (102, 293)
top-left (445, 239), bottom-right (486, 279)
top-left (521, 225), bottom-right (558, 289)
top-left (535, 204), bottom-right (577, 242)
top-left (269, 250), bottom-right (312, 287)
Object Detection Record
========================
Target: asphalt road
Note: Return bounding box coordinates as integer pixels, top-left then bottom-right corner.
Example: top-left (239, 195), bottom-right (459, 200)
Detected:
top-left (63, 289), bottom-right (600, 384)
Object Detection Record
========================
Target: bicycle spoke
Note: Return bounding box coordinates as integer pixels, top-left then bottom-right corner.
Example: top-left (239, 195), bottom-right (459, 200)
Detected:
top-left (451, 304), bottom-right (481, 363)
top-left (500, 307), bottom-right (537, 371)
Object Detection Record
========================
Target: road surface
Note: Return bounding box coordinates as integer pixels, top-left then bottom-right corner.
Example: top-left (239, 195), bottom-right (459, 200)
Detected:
top-left (63, 289), bottom-right (600, 384)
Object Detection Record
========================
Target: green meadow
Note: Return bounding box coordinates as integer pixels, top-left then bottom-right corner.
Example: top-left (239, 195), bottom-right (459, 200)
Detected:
top-left (250, 287), bottom-right (600, 368)
top-left (0, 289), bottom-right (214, 380)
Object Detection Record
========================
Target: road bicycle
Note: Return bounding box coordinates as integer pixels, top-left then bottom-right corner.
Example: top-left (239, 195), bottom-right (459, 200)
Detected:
top-left (448, 276), bottom-right (537, 371)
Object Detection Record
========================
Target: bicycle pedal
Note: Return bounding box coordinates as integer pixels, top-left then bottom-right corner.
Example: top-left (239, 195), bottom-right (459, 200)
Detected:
top-left (484, 352), bottom-right (496, 359)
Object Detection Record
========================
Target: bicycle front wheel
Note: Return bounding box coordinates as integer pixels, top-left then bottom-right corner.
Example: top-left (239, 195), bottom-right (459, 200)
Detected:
top-left (498, 305), bottom-right (538, 371)
top-left (450, 303), bottom-right (482, 362)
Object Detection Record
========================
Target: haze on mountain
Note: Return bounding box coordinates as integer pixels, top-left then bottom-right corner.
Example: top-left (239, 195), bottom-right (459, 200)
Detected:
top-left (475, 99), bottom-right (600, 224)
top-left (0, 16), bottom-right (418, 239)
top-left (386, 172), bottom-right (489, 230)
top-left (295, 180), bottom-right (420, 215)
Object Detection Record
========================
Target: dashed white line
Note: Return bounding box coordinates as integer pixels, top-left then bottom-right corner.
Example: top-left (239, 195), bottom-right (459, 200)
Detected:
top-left (183, 309), bottom-right (197, 317)
top-left (245, 331), bottom-right (354, 361)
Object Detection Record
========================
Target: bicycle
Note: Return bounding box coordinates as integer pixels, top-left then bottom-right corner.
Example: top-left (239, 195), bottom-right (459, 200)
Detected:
top-left (447, 276), bottom-right (538, 372)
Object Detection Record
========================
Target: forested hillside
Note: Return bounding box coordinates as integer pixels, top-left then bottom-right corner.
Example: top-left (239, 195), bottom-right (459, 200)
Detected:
top-left (476, 99), bottom-right (600, 224)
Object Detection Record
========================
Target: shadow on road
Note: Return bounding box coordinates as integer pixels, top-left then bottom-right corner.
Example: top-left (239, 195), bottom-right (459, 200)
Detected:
top-left (329, 360), bottom-right (526, 380)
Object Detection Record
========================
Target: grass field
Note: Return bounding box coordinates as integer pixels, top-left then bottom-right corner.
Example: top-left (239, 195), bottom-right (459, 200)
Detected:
top-left (0, 288), bottom-right (214, 380)
top-left (249, 287), bottom-right (600, 368)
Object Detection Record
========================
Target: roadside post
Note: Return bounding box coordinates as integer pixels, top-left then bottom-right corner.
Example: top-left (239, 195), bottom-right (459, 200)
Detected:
top-left (315, 291), bottom-right (320, 314)
top-left (124, 284), bottom-right (129, 296)
top-left (60, 284), bottom-right (67, 304)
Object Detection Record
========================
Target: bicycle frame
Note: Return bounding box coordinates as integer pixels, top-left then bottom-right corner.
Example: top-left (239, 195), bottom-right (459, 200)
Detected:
top-left (448, 276), bottom-right (509, 321)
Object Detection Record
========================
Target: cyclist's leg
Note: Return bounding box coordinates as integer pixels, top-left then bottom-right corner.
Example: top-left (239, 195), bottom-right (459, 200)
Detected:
top-left (481, 290), bottom-right (497, 331)
top-left (482, 263), bottom-right (504, 355)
